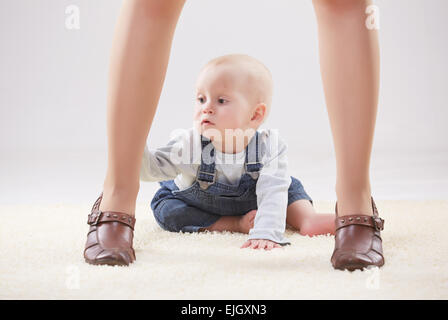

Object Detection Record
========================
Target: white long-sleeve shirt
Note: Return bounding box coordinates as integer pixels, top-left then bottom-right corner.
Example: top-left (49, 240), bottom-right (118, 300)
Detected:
top-left (140, 127), bottom-right (291, 245)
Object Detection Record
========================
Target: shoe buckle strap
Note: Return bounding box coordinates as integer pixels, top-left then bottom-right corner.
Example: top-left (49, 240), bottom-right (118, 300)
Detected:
top-left (87, 211), bottom-right (102, 226)
top-left (336, 214), bottom-right (385, 232)
top-left (87, 210), bottom-right (136, 229)
top-left (373, 216), bottom-right (385, 231)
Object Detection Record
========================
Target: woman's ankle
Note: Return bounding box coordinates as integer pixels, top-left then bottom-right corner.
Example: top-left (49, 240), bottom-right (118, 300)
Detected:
top-left (99, 185), bottom-right (139, 216)
top-left (335, 188), bottom-right (373, 217)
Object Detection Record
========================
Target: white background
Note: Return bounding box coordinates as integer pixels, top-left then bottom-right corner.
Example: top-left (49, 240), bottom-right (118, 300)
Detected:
top-left (1, 0), bottom-right (447, 205)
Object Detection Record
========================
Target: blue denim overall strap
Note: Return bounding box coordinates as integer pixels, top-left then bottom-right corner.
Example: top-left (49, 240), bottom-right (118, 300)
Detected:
top-left (195, 134), bottom-right (216, 190)
top-left (244, 131), bottom-right (263, 180)
top-left (196, 131), bottom-right (263, 190)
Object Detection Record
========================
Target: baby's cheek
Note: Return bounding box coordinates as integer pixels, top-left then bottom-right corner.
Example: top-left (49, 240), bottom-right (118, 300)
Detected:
top-left (232, 117), bottom-right (247, 130)
top-left (223, 113), bottom-right (240, 127)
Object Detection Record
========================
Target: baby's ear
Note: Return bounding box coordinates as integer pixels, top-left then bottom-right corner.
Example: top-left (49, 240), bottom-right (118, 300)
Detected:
top-left (251, 103), bottom-right (267, 123)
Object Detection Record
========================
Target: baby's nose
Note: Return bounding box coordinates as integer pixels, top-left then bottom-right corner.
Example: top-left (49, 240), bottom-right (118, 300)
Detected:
top-left (202, 105), bottom-right (214, 114)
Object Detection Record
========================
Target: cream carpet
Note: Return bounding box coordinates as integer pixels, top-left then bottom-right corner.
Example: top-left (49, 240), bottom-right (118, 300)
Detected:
top-left (1, 200), bottom-right (447, 299)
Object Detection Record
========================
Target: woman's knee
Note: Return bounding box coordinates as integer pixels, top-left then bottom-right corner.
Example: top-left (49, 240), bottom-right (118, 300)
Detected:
top-left (133, 0), bottom-right (186, 21)
top-left (312, 0), bottom-right (371, 15)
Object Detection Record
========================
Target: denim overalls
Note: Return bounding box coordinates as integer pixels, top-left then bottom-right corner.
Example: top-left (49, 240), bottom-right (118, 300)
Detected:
top-left (150, 131), bottom-right (313, 234)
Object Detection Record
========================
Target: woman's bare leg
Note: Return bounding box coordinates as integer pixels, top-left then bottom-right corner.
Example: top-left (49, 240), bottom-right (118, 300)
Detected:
top-left (312, 0), bottom-right (380, 217)
top-left (98, 0), bottom-right (186, 215)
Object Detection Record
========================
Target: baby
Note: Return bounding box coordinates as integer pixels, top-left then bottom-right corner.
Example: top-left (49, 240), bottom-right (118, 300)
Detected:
top-left (140, 54), bottom-right (335, 250)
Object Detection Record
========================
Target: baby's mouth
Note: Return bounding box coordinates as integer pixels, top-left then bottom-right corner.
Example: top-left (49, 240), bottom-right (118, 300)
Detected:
top-left (201, 119), bottom-right (214, 126)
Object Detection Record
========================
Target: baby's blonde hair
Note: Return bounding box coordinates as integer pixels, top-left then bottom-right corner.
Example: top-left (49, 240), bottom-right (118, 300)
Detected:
top-left (199, 54), bottom-right (273, 124)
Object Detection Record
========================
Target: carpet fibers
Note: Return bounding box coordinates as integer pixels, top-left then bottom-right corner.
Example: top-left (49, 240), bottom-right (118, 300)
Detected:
top-left (1, 200), bottom-right (447, 299)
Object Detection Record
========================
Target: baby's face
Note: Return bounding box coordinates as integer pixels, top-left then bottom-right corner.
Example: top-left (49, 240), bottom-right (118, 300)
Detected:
top-left (193, 64), bottom-right (257, 143)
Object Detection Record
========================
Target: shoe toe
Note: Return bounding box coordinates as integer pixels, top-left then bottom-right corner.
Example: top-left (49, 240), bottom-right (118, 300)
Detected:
top-left (332, 251), bottom-right (372, 271)
top-left (95, 249), bottom-right (132, 266)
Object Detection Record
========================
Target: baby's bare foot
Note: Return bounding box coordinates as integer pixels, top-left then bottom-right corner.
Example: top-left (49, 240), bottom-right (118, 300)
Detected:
top-left (238, 210), bottom-right (257, 234)
top-left (298, 215), bottom-right (335, 237)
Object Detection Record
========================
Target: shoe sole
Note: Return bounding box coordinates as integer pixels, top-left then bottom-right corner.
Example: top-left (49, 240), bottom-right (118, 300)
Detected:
top-left (334, 260), bottom-right (384, 272)
top-left (84, 257), bottom-right (132, 267)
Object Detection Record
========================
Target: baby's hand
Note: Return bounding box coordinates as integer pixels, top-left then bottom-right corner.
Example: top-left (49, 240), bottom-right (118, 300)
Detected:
top-left (240, 239), bottom-right (282, 250)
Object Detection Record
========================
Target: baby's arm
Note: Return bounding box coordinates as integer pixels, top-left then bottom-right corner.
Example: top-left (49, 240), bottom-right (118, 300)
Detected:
top-left (140, 130), bottom-right (189, 182)
top-left (242, 130), bottom-right (291, 249)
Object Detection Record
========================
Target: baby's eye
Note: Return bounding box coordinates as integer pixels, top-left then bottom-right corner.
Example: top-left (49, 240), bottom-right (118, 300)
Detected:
top-left (197, 97), bottom-right (205, 103)
top-left (218, 98), bottom-right (227, 104)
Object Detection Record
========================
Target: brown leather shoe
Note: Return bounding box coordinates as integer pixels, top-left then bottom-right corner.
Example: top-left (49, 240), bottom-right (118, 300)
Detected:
top-left (331, 196), bottom-right (385, 271)
top-left (84, 193), bottom-right (136, 266)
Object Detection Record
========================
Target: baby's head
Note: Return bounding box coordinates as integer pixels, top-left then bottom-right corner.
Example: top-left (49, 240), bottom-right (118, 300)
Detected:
top-left (193, 54), bottom-right (273, 151)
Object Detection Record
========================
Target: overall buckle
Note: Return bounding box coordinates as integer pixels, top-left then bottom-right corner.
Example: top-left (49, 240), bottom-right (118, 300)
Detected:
top-left (244, 162), bottom-right (261, 179)
top-left (196, 169), bottom-right (215, 190)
